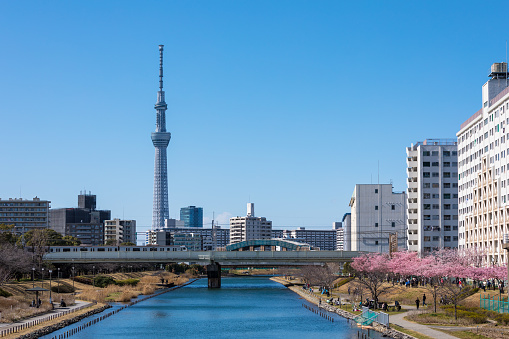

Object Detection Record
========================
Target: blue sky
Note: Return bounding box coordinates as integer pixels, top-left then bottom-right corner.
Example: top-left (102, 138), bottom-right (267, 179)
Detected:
top-left (1, 1), bottom-right (508, 234)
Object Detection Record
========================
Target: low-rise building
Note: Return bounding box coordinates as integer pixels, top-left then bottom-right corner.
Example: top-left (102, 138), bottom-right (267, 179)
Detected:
top-left (104, 219), bottom-right (137, 245)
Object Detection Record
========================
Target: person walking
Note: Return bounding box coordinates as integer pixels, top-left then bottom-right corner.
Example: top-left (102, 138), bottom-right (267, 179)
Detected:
top-left (415, 298), bottom-right (420, 310)
top-left (422, 293), bottom-right (426, 306)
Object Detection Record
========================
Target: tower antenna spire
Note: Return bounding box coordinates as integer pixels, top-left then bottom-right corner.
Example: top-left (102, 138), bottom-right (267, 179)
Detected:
top-left (159, 45), bottom-right (164, 91)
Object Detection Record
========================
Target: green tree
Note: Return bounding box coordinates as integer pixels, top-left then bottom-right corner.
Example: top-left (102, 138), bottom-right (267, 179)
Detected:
top-left (0, 224), bottom-right (19, 245)
top-left (105, 239), bottom-right (117, 246)
top-left (120, 242), bottom-right (136, 246)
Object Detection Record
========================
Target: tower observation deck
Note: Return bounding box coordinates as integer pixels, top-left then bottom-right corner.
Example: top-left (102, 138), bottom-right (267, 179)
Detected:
top-left (151, 45), bottom-right (171, 229)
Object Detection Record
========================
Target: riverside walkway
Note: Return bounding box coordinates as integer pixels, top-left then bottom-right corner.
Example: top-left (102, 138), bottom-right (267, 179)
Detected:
top-left (389, 306), bottom-right (458, 339)
top-left (0, 300), bottom-right (92, 337)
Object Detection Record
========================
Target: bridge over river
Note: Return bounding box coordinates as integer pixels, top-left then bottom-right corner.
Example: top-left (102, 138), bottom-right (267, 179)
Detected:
top-left (43, 248), bottom-right (365, 288)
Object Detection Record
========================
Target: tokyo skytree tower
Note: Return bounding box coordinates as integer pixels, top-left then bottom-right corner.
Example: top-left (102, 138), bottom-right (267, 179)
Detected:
top-left (151, 45), bottom-right (171, 229)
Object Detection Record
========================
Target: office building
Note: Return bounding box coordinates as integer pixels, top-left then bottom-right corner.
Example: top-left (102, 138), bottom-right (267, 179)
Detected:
top-left (282, 227), bottom-right (337, 251)
top-left (349, 184), bottom-right (406, 252)
top-left (104, 219), bottom-right (137, 245)
top-left (180, 206), bottom-right (203, 228)
top-left (229, 203), bottom-right (272, 244)
top-left (146, 226), bottom-right (230, 250)
top-left (173, 233), bottom-right (202, 251)
top-left (50, 192), bottom-right (111, 245)
top-left (457, 62), bottom-right (509, 264)
top-left (406, 139), bottom-right (459, 254)
top-left (0, 197), bottom-right (50, 235)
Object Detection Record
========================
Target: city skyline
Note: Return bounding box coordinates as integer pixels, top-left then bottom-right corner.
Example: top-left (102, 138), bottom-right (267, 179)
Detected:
top-left (2, 1), bottom-right (509, 234)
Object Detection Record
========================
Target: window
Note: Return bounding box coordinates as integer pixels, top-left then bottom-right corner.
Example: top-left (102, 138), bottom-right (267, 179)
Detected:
top-left (444, 225), bottom-right (451, 231)
top-left (375, 205), bottom-right (378, 210)
top-left (444, 236), bottom-right (451, 242)
top-left (443, 172), bottom-right (451, 178)
top-left (432, 204), bottom-right (439, 209)
top-left (375, 241), bottom-right (379, 245)
top-left (424, 204), bottom-right (431, 210)
top-left (444, 193), bottom-right (451, 199)
top-left (443, 162), bottom-right (450, 167)
top-left (423, 183), bottom-right (430, 188)
top-left (423, 172), bottom-right (430, 178)
top-left (423, 151), bottom-right (430, 156)
top-left (424, 236), bottom-right (430, 242)
top-left (375, 189), bottom-right (378, 193)
top-left (432, 162), bottom-right (439, 166)
top-left (423, 162), bottom-right (430, 167)
top-left (433, 236), bottom-right (439, 241)
top-left (432, 194), bottom-right (440, 198)
top-left (391, 205), bottom-right (395, 210)
top-left (443, 183), bottom-right (450, 188)
top-left (432, 172), bottom-right (439, 177)
top-left (391, 222), bottom-right (395, 227)
top-left (375, 223), bottom-right (378, 227)
top-left (424, 215), bottom-right (431, 220)
top-left (444, 215), bottom-right (451, 220)
top-left (432, 151), bottom-right (438, 156)
top-left (444, 204), bottom-right (451, 209)
top-left (443, 151), bottom-right (450, 156)
top-left (432, 183), bottom-right (439, 188)
top-left (423, 193), bottom-right (431, 199)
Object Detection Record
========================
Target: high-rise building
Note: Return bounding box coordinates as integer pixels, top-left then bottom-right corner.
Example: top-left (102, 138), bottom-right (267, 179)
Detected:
top-left (457, 62), bottom-right (509, 265)
top-left (180, 206), bottom-right (203, 228)
top-left (104, 219), bottom-right (137, 245)
top-left (151, 45), bottom-right (171, 229)
top-left (229, 203), bottom-right (272, 244)
top-left (0, 197), bottom-right (50, 235)
top-left (333, 222), bottom-right (344, 251)
top-left (406, 140), bottom-right (459, 254)
top-left (50, 192), bottom-right (111, 245)
top-left (349, 184), bottom-right (406, 252)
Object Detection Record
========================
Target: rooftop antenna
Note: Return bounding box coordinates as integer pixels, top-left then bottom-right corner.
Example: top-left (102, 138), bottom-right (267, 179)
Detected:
top-left (159, 45), bottom-right (164, 92)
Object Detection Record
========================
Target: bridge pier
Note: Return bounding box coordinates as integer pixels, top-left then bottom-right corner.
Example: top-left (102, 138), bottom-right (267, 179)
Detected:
top-left (207, 262), bottom-right (221, 288)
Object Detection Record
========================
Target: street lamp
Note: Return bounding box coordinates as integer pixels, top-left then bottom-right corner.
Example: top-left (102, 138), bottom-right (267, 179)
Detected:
top-left (72, 266), bottom-right (75, 293)
top-left (48, 269), bottom-right (53, 305)
top-left (93, 266), bottom-right (95, 287)
top-left (32, 267), bottom-right (35, 288)
top-left (57, 268), bottom-right (60, 294)
top-left (41, 268), bottom-right (44, 288)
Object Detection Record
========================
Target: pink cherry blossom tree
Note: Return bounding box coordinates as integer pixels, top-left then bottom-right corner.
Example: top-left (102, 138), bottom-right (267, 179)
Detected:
top-left (351, 253), bottom-right (393, 308)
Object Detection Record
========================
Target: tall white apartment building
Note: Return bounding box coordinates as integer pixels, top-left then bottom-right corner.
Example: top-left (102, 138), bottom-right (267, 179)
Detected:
top-left (457, 62), bottom-right (509, 265)
top-left (229, 203), bottom-right (272, 244)
top-left (406, 140), bottom-right (459, 254)
top-left (349, 184), bottom-right (406, 252)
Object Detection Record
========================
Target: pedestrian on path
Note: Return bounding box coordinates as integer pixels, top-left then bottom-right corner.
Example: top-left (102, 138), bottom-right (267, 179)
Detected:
top-left (415, 298), bottom-right (420, 310)
top-left (422, 293), bottom-right (426, 306)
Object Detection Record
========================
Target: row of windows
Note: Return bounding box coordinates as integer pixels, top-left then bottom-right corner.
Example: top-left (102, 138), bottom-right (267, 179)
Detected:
top-left (423, 172), bottom-right (457, 178)
top-left (423, 162), bottom-right (458, 167)
top-left (423, 215), bottom-right (458, 220)
top-left (423, 182), bottom-right (458, 188)
top-left (423, 236), bottom-right (458, 242)
top-left (423, 204), bottom-right (458, 209)
top-left (422, 151), bottom-right (457, 156)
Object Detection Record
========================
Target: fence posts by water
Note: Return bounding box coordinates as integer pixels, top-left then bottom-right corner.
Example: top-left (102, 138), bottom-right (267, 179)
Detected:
top-left (302, 304), bottom-right (334, 322)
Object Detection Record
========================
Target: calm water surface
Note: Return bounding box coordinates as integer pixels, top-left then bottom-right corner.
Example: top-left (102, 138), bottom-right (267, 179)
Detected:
top-left (43, 277), bottom-right (383, 338)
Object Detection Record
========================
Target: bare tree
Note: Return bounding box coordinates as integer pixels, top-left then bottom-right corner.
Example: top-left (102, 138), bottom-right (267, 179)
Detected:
top-left (299, 263), bottom-right (339, 290)
top-left (0, 243), bottom-right (32, 285)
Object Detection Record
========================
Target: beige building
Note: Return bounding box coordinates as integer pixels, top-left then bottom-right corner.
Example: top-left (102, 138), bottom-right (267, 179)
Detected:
top-left (104, 219), bottom-right (136, 245)
top-left (229, 203), bottom-right (272, 244)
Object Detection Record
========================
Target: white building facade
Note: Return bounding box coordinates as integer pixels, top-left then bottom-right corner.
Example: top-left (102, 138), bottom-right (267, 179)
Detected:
top-left (406, 140), bottom-right (459, 254)
top-left (282, 227), bottom-right (337, 251)
top-left (349, 184), bottom-right (406, 252)
top-left (457, 62), bottom-right (509, 265)
top-left (229, 203), bottom-right (272, 244)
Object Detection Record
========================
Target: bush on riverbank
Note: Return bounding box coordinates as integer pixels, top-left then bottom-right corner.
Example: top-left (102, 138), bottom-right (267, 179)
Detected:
top-left (0, 287), bottom-right (12, 297)
top-left (115, 279), bottom-right (139, 287)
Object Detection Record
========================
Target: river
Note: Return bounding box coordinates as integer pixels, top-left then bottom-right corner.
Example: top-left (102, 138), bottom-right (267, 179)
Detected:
top-left (43, 277), bottom-right (383, 338)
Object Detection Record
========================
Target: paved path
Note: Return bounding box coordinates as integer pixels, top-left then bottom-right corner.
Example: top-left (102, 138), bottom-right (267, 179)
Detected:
top-left (0, 300), bottom-right (92, 332)
top-left (389, 306), bottom-right (458, 339)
